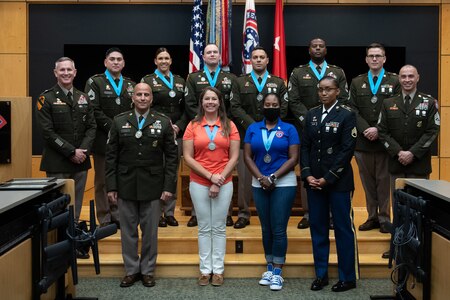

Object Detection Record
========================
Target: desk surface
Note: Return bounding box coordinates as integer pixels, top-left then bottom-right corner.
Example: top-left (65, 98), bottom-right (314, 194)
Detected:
top-left (404, 179), bottom-right (450, 203)
top-left (0, 179), bottom-right (66, 214)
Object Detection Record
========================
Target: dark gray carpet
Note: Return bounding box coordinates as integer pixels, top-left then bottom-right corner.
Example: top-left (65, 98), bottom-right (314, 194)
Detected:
top-left (75, 277), bottom-right (394, 299)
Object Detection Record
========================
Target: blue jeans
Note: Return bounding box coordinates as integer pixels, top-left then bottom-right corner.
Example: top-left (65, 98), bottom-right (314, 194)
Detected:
top-left (253, 186), bottom-right (296, 265)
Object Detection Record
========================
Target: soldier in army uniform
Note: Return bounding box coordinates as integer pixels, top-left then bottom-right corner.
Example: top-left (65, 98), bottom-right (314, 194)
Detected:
top-left (141, 47), bottom-right (188, 227)
top-left (288, 38), bottom-right (348, 230)
top-left (36, 57), bottom-right (96, 225)
top-left (301, 76), bottom-right (359, 292)
top-left (184, 43), bottom-right (237, 227)
top-left (85, 47), bottom-right (135, 227)
top-left (378, 65), bottom-right (440, 200)
top-left (348, 43), bottom-right (400, 234)
top-left (106, 83), bottom-right (178, 288)
top-left (230, 46), bottom-right (288, 229)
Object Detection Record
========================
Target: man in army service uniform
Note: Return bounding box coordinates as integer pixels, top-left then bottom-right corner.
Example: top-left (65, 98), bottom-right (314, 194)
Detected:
top-left (36, 56), bottom-right (96, 228)
top-left (106, 83), bottom-right (178, 288)
top-left (85, 47), bottom-right (135, 227)
top-left (230, 46), bottom-right (288, 229)
top-left (378, 65), bottom-right (440, 199)
top-left (288, 38), bottom-right (348, 230)
top-left (348, 43), bottom-right (400, 234)
top-left (184, 43), bottom-right (237, 227)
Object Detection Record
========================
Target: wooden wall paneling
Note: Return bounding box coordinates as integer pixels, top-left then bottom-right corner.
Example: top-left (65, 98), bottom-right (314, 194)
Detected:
top-left (430, 232), bottom-right (450, 300)
top-left (0, 239), bottom-right (32, 300)
top-left (430, 156), bottom-right (440, 180)
top-left (439, 106), bottom-right (450, 157)
top-left (440, 56), bottom-right (450, 107)
top-left (0, 2), bottom-right (26, 54)
top-left (442, 4), bottom-right (450, 54)
top-left (439, 157), bottom-right (450, 181)
top-left (0, 54), bottom-right (27, 97)
top-left (0, 97), bottom-right (32, 182)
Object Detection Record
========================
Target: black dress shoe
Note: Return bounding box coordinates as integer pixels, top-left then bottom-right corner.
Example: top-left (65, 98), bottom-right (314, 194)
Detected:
top-left (358, 219), bottom-right (380, 231)
top-left (234, 217), bottom-right (250, 229)
top-left (165, 216), bottom-right (179, 226)
top-left (76, 249), bottom-right (90, 259)
top-left (379, 222), bottom-right (390, 234)
top-left (120, 273), bottom-right (141, 288)
top-left (187, 216), bottom-right (197, 227)
top-left (226, 216), bottom-right (234, 226)
top-left (331, 280), bottom-right (356, 292)
top-left (382, 250), bottom-right (390, 259)
top-left (311, 277), bottom-right (329, 291)
top-left (158, 216), bottom-right (167, 227)
top-left (141, 274), bottom-right (156, 287)
top-left (297, 217), bottom-right (310, 229)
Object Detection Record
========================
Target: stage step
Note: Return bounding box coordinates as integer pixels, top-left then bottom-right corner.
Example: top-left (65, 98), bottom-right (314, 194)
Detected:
top-left (78, 253), bottom-right (391, 279)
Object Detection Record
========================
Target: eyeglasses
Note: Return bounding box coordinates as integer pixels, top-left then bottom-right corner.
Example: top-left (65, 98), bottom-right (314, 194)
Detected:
top-left (367, 54), bottom-right (385, 59)
top-left (318, 87), bottom-right (338, 93)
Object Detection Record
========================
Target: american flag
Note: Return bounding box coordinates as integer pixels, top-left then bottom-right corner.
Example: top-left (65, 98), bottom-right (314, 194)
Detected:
top-left (189, 0), bottom-right (205, 73)
top-left (242, 0), bottom-right (259, 74)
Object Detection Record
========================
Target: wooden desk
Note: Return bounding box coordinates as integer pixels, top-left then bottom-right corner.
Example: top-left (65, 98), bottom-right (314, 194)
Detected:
top-left (395, 179), bottom-right (450, 300)
top-left (0, 179), bottom-right (74, 300)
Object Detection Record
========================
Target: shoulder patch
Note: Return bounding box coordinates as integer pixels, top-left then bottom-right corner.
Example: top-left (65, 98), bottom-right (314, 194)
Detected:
top-left (37, 95), bottom-right (45, 110)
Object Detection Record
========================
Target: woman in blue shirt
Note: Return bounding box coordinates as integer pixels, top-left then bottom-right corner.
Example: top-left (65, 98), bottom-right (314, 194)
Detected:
top-left (243, 93), bottom-right (299, 291)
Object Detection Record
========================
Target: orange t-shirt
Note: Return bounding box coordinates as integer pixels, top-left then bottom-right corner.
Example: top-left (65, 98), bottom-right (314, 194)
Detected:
top-left (183, 117), bottom-right (240, 186)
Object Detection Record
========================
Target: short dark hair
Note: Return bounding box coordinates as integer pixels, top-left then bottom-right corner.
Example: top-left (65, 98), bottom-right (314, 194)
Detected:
top-left (263, 93), bottom-right (281, 106)
top-left (318, 75), bottom-right (339, 88)
top-left (105, 47), bottom-right (123, 58)
top-left (366, 43), bottom-right (385, 55)
top-left (155, 47), bottom-right (170, 58)
top-left (251, 46), bottom-right (267, 55)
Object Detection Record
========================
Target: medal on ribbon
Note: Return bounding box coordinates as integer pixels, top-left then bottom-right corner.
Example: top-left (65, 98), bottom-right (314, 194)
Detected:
top-left (105, 70), bottom-right (124, 105)
top-left (135, 116), bottom-right (146, 139)
top-left (204, 124), bottom-right (219, 151)
top-left (155, 69), bottom-right (176, 98)
top-left (262, 127), bottom-right (277, 164)
top-left (368, 68), bottom-right (385, 104)
top-left (251, 70), bottom-right (269, 102)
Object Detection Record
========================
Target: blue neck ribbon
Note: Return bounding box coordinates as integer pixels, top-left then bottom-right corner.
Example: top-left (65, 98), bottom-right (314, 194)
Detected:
top-left (204, 124), bottom-right (219, 143)
top-left (262, 128), bottom-right (277, 153)
top-left (309, 60), bottom-right (327, 80)
top-left (154, 69), bottom-right (174, 90)
top-left (368, 68), bottom-right (385, 95)
top-left (250, 70), bottom-right (269, 93)
top-left (204, 66), bottom-right (221, 87)
top-left (104, 70), bottom-right (123, 97)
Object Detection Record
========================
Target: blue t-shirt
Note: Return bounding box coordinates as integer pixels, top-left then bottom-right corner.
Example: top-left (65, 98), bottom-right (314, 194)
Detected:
top-left (244, 118), bottom-right (300, 175)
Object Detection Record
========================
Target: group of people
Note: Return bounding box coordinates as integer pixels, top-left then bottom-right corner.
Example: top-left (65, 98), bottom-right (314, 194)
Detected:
top-left (35, 38), bottom-right (440, 292)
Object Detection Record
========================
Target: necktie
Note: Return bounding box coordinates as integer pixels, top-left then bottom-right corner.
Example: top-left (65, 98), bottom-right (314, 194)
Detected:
top-left (114, 78), bottom-right (120, 85)
top-left (404, 95), bottom-right (411, 111)
top-left (67, 91), bottom-right (73, 103)
top-left (258, 77), bottom-right (262, 84)
top-left (321, 110), bottom-right (328, 123)
top-left (316, 65), bottom-right (322, 73)
top-left (373, 76), bottom-right (378, 83)
top-left (210, 72), bottom-right (215, 77)
top-left (138, 115), bottom-right (144, 124)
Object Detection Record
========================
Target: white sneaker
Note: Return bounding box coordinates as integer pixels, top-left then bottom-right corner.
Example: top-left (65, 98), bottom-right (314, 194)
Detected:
top-left (270, 274), bottom-right (284, 291)
top-left (258, 271), bottom-right (273, 286)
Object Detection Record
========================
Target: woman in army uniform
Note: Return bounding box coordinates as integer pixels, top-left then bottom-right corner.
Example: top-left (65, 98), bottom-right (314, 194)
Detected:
top-left (141, 48), bottom-right (188, 227)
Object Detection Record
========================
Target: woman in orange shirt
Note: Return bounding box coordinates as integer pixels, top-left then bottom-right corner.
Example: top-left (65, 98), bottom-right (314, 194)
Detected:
top-left (183, 87), bottom-right (240, 286)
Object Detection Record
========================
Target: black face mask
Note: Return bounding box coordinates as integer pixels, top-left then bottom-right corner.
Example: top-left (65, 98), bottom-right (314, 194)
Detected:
top-left (263, 107), bottom-right (281, 122)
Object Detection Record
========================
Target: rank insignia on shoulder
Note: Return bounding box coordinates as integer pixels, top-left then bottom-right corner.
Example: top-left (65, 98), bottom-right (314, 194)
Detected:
top-left (351, 127), bottom-right (357, 138)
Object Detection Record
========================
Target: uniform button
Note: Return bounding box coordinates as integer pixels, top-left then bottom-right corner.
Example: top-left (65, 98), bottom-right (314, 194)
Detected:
top-left (318, 159), bottom-right (321, 162)
top-left (138, 152), bottom-right (142, 156)
top-left (318, 149), bottom-right (321, 152)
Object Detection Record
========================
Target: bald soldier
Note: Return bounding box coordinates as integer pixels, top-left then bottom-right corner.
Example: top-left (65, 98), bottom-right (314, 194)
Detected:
top-left (106, 83), bottom-right (178, 287)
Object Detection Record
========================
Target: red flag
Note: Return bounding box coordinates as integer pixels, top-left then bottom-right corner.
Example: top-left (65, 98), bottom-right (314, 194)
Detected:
top-left (272, 0), bottom-right (287, 81)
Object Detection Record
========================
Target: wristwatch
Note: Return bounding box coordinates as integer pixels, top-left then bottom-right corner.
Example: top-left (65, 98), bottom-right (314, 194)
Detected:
top-left (269, 174), bottom-right (277, 183)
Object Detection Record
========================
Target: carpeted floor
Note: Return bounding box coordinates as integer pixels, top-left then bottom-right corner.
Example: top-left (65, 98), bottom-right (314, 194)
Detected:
top-left (75, 277), bottom-right (394, 300)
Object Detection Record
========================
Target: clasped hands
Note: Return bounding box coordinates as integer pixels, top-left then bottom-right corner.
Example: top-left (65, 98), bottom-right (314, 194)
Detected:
top-left (209, 173), bottom-right (225, 198)
top-left (70, 149), bottom-right (87, 164)
top-left (307, 176), bottom-right (326, 190)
